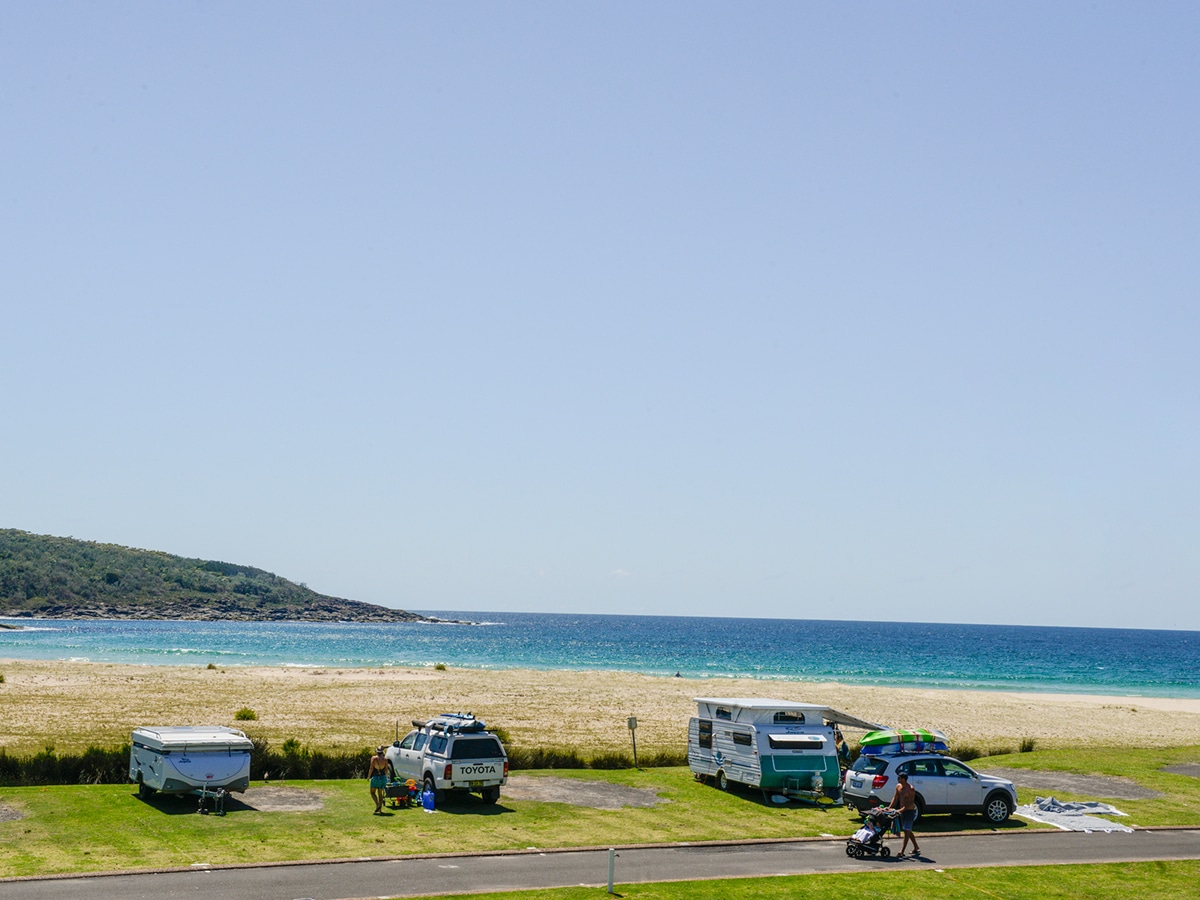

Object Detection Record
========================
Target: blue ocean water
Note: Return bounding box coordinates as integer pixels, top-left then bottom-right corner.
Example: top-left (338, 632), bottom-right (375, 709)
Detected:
top-left (2, 612), bottom-right (1198, 699)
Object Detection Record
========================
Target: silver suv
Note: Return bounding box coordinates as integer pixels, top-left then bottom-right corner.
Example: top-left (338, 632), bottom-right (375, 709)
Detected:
top-left (842, 752), bottom-right (1016, 823)
top-left (387, 713), bottom-right (508, 804)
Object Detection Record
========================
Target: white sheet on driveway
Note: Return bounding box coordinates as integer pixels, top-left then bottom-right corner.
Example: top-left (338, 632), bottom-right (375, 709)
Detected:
top-left (1014, 795), bottom-right (1134, 833)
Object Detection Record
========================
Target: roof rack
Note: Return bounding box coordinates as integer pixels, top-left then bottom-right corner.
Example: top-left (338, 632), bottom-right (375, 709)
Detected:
top-left (416, 712), bottom-right (488, 734)
top-left (861, 747), bottom-right (950, 757)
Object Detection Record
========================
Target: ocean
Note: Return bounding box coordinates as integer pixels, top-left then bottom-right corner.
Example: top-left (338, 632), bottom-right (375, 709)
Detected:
top-left (2, 612), bottom-right (1198, 699)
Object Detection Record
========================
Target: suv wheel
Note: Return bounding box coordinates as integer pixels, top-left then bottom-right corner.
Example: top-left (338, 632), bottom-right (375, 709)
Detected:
top-left (984, 792), bottom-right (1013, 823)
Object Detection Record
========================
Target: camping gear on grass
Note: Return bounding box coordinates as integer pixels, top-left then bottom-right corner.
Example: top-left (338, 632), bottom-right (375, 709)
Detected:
top-left (386, 778), bottom-right (420, 809)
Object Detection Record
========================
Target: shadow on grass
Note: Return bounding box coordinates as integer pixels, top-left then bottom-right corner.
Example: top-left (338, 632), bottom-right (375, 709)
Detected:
top-left (709, 780), bottom-right (1030, 834)
top-left (422, 796), bottom-right (516, 817)
top-left (704, 778), bottom-right (844, 812)
top-left (134, 790), bottom-right (258, 817)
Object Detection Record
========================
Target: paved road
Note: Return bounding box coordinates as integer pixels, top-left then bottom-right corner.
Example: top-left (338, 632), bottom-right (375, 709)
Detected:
top-left (4, 830), bottom-right (1199, 900)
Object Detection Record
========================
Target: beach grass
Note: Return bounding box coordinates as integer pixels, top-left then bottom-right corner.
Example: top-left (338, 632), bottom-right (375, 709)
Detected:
top-left (4, 659), bottom-right (1200, 758)
top-left (378, 861), bottom-right (1200, 900)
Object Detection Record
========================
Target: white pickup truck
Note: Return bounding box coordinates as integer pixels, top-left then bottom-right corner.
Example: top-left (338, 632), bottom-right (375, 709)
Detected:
top-left (386, 713), bottom-right (508, 804)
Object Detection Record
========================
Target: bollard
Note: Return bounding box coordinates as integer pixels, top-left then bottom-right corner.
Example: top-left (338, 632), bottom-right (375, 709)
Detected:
top-left (607, 847), bottom-right (618, 894)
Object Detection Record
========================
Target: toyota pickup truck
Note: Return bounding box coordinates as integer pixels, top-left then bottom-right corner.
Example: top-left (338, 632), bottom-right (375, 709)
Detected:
top-left (386, 713), bottom-right (508, 804)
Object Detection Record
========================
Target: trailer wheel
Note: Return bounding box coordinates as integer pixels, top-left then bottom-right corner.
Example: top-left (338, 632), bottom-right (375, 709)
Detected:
top-left (715, 770), bottom-right (728, 791)
top-left (137, 777), bottom-right (156, 799)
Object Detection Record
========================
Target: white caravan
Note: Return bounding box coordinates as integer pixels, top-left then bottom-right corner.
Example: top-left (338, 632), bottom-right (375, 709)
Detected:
top-left (688, 698), bottom-right (880, 802)
top-left (129, 726), bottom-right (253, 799)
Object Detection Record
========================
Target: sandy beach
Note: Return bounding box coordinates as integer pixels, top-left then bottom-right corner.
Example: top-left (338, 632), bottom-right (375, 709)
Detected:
top-left (3, 658), bottom-right (1200, 757)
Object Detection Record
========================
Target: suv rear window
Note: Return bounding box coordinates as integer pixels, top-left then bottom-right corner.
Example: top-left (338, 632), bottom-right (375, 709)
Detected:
top-left (450, 738), bottom-right (503, 760)
top-left (849, 755), bottom-right (889, 775)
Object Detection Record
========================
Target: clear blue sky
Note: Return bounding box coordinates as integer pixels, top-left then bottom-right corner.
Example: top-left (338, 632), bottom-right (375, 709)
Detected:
top-left (3, 3), bottom-right (1197, 629)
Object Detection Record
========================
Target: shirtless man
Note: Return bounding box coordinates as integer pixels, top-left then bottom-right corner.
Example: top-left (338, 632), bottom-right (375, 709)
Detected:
top-left (888, 771), bottom-right (921, 857)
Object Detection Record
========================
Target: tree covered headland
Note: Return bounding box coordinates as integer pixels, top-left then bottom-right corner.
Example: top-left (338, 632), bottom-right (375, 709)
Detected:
top-left (0, 528), bottom-right (429, 622)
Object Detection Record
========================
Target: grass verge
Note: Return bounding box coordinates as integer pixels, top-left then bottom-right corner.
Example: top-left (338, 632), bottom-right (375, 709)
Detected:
top-left (2, 747), bottom-right (1199, 878)
top-left (382, 861), bottom-right (1200, 900)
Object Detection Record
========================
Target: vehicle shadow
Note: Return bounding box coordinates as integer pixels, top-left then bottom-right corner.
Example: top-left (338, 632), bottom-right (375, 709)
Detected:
top-left (844, 805), bottom-right (1030, 833)
top-left (704, 778), bottom-right (844, 812)
top-left (417, 796), bottom-right (515, 817)
top-left (134, 790), bottom-right (255, 816)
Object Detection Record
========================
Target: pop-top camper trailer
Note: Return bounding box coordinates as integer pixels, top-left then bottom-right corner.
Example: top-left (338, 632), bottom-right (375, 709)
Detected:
top-left (129, 726), bottom-right (253, 801)
top-left (688, 698), bottom-right (880, 802)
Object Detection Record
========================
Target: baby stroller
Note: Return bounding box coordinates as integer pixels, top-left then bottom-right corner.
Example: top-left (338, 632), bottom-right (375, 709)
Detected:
top-left (845, 807), bottom-right (897, 859)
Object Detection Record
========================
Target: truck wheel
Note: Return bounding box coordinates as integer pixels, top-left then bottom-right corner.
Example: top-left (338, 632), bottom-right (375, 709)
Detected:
top-left (715, 770), bottom-right (728, 791)
top-left (481, 786), bottom-right (500, 804)
top-left (423, 774), bottom-right (440, 804)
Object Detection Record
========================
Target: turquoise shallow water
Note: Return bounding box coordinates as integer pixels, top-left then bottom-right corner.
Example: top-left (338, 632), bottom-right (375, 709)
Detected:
top-left (2, 612), bottom-right (1198, 698)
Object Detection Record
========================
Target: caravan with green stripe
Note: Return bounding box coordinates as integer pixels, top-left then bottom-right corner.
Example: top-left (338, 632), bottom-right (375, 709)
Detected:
top-left (688, 698), bottom-right (880, 803)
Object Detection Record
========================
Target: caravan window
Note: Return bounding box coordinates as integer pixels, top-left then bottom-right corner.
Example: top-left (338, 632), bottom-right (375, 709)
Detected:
top-left (697, 719), bottom-right (713, 749)
top-left (715, 707), bottom-right (733, 721)
top-left (773, 711), bottom-right (805, 724)
top-left (732, 731), bottom-right (752, 747)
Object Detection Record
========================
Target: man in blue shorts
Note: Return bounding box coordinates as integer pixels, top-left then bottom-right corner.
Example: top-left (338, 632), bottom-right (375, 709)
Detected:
top-left (888, 772), bottom-right (921, 857)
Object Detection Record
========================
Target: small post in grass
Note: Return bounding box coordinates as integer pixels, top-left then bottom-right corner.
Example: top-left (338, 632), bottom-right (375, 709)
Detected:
top-left (608, 847), bottom-right (618, 894)
top-left (627, 716), bottom-right (638, 769)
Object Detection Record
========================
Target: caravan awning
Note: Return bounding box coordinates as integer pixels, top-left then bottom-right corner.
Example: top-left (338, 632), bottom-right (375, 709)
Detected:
top-left (823, 708), bottom-right (884, 731)
top-left (767, 734), bottom-right (826, 749)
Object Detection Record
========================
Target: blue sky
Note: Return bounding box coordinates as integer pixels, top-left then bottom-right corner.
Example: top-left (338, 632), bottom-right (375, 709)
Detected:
top-left (3, 2), bottom-right (1197, 629)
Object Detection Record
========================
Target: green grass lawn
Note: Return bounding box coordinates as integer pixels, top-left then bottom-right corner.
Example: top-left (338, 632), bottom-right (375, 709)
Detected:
top-left (2, 747), bottom-right (1198, 879)
top-left (382, 861), bottom-right (1200, 900)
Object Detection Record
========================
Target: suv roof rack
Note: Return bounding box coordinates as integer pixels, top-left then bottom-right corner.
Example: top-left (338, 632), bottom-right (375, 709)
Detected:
top-left (863, 748), bottom-right (950, 757)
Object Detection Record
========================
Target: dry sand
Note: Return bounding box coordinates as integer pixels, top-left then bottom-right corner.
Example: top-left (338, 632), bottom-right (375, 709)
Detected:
top-left (2, 658), bottom-right (1200, 757)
